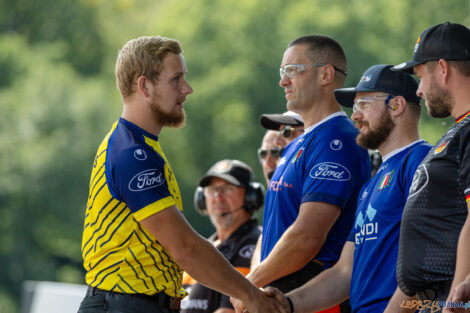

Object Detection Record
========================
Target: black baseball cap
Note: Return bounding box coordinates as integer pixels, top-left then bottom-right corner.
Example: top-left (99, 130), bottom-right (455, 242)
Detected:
top-left (259, 111), bottom-right (304, 130)
top-left (334, 64), bottom-right (420, 107)
top-left (199, 159), bottom-right (252, 187)
top-left (392, 22), bottom-right (470, 73)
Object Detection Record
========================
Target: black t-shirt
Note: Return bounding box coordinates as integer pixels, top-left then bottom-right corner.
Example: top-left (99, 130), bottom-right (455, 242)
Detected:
top-left (181, 219), bottom-right (261, 313)
top-left (397, 112), bottom-right (470, 296)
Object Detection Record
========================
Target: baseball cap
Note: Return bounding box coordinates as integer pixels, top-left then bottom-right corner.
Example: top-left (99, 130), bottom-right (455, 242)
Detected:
top-left (199, 159), bottom-right (252, 187)
top-left (259, 111), bottom-right (304, 130)
top-left (392, 22), bottom-right (470, 73)
top-left (334, 64), bottom-right (420, 107)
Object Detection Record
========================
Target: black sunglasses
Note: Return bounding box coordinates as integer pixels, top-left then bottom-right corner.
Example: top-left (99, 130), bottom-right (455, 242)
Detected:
top-left (257, 147), bottom-right (284, 160)
top-left (280, 125), bottom-right (304, 139)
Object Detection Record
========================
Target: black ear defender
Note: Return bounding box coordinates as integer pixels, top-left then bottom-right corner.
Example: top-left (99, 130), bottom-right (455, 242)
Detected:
top-left (194, 186), bottom-right (207, 215)
top-left (194, 182), bottom-right (265, 215)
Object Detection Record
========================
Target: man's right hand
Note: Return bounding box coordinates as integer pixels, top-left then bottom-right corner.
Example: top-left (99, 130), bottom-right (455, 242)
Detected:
top-left (263, 287), bottom-right (290, 312)
top-left (230, 287), bottom-right (290, 313)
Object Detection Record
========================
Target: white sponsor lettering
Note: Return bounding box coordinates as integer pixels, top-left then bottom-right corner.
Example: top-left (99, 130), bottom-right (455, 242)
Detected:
top-left (309, 162), bottom-right (351, 181)
top-left (129, 169), bottom-right (165, 191)
top-left (180, 299), bottom-right (208, 310)
top-left (355, 222), bottom-right (379, 244)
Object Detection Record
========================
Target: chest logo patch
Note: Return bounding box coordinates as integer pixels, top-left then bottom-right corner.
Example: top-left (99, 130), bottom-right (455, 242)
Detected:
top-left (309, 162), bottom-right (351, 181)
top-left (239, 244), bottom-right (255, 259)
top-left (134, 148), bottom-right (147, 161)
top-left (434, 141), bottom-right (449, 155)
top-left (330, 139), bottom-right (343, 151)
top-left (291, 147), bottom-right (305, 163)
top-left (129, 169), bottom-right (165, 191)
top-left (408, 163), bottom-right (429, 199)
top-left (378, 170), bottom-right (395, 190)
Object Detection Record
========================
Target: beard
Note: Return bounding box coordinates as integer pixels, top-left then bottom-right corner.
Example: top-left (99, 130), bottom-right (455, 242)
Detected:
top-left (150, 91), bottom-right (186, 128)
top-left (356, 110), bottom-right (395, 150)
top-left (424, 79), bottom-right (453, 118)
top-left (209, 210), bottom-right (235, 229)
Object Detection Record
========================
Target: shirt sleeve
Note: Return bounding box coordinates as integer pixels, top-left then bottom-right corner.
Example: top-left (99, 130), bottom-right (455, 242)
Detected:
top-left (347, 226), bottom-right (356, 243)
top-left (107, 144), bottom-right (175, 219)
top-left (401, 143), bottom-right (432, 199)
top-left (460, 124), bottom-right (470, 202)
top-left (301, 131), bottom-right (368, 209)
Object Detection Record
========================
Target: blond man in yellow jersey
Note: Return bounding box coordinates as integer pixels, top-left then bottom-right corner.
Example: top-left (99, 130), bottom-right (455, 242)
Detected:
top-left (78, 36), bottom-right (287, 313)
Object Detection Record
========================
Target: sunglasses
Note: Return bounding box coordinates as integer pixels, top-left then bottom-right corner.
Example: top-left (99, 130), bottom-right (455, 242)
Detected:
top-left (280, 125), bottom-right (304, 139)
top-left (257, 147), bottom-right (284, 160)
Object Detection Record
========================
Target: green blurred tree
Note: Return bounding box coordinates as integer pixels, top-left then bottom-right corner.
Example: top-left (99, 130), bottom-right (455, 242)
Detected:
top-left (0, 0), bottom-right (469, 311)
top-left (0, 0), bottom-right (106, 76)
top-left (0, 34), bottom-right (118, 311)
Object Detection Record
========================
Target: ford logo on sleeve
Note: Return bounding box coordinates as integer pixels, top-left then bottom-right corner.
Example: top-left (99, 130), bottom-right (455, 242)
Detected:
top-left (309, 162), bottom-right (351, 181)
top-left (129, 169), bottom-right (166, 191)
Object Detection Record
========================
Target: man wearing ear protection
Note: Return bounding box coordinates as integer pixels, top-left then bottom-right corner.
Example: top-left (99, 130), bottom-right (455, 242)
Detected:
top-left (181, 160), bottom-right (264, 313)
top-left (259, 65), bottom-right (431, 313)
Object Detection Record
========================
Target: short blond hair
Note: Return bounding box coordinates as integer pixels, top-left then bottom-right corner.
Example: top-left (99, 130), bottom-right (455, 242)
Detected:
top-left (115, 36), bottom-right (182, 99)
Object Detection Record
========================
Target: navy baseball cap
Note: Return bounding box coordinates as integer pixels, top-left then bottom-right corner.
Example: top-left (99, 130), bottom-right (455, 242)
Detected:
top-left (334, 64), bottom-right (420, 108)
top-left (199, 159), bottom-right (252, 187)
top-left (392, 22), bottom-right (470, 73)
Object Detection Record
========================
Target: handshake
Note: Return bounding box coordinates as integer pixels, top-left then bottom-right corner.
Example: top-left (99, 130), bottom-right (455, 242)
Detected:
top-left (230, 287), bottom-right (294, 313)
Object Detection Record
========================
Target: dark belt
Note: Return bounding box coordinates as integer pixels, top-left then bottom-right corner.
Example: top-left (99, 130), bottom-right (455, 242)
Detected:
top-left (86, 286), bottom-right (181, 311)
top-left (268, 259), bottom-right (325, 293)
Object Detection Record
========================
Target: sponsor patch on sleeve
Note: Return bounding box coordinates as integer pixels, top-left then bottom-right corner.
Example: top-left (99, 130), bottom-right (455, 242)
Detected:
top-left (309, 162), bottom-right (351, 181)
top-left (128, 169), bottom-right (166, 191)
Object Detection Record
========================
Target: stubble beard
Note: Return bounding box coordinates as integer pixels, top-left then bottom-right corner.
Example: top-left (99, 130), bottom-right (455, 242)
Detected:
top-left (150, 91), bottom-right (186, 128)
top-left (356, 110), bottom-right (395, 150)
top-left (209, 211), bottom-right (235, 229)
top-left (424, 80), bottom-right (453, 118)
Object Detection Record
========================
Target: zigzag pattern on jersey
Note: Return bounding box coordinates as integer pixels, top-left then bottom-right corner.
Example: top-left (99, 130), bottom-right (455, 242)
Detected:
top-left (81, 133), bottom-right (184, 296)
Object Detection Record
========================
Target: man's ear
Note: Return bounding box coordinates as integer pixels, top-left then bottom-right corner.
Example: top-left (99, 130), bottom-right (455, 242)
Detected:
top-left (437, 59), bottom-right (451, 84)
top-left (391, 96), bottom-right (407, 116)
top-left (137, 75), bottom-right (151, 98)
top-left (320, 64), bottom-right (336, 86)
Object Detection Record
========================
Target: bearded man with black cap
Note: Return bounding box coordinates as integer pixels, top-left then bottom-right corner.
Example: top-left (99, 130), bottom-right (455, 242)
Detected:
top-left (182, 160), bottom-right (264, 313)
top-left (392, 22), bottom-right (470, 311)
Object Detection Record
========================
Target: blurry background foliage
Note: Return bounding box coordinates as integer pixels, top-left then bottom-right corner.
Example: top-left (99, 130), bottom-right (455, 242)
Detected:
top-left (0, 0), bottom-right (468, 311)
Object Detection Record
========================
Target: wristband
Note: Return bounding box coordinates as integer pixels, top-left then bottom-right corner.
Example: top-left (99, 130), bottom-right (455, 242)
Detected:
top-left (286, 295), bottom-right (294, 313)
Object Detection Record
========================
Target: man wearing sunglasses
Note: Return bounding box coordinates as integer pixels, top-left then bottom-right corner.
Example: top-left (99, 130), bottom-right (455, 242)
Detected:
top-left (257, 131), bottom-right (285, 185)
top-left (258, 65), bottom-right (431, 313)
top-left (237, 35), bottom-right (371, 313)
top-left (258, 111), bottom-right (304, 185)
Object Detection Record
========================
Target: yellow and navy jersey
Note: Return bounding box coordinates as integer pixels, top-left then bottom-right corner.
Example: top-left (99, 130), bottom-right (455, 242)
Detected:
top-left (81, 117), bottom-right (186, 298)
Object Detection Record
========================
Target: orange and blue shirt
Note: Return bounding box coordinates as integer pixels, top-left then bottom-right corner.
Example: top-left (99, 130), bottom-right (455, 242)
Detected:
top-left (81, 118), bottom-right (186, 298)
